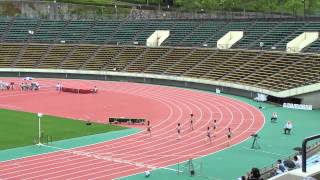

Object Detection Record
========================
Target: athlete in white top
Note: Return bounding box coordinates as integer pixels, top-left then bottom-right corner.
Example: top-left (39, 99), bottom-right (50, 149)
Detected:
top-left (271, 112), bottom-right (278, 123)
top-left (284, 121), bottom-right (292, 135)
top-left (56, 83), bottom-right (61, 92)
top-left (212, 119), bottom-right (217, 137)
top-left (206, 126), bottom-right (212, 144)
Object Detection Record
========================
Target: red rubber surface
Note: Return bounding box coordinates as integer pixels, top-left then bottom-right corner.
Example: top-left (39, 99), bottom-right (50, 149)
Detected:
top-left (0, 78), bottom-right (264, 180)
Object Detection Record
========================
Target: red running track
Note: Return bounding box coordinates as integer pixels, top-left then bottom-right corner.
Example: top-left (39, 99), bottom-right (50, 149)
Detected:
top-left (0, 78), bottom-right (265, 180)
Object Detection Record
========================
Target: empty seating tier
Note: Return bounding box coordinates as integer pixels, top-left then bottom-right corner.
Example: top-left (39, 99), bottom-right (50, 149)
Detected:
top-left (0, 44), bottom-right (23, 68)
top-left (61, 45), bottom-right (97, 69)
top-left (84, 46), bottom-right (122, 71)
top-left (38, 45), bottom-right (73, 69)
top-left (15, 45), bottom-right (48, 68)
top-left (32, 20), bottom-right (66, 43)
top-left (126, 47), bottom-right (169, 73)
top-left (0, 43), bottom-right (319, 92)
top-left (0, 18), bottom-right (319, 53)
top-left (4, 19), bottom-right (38, 42)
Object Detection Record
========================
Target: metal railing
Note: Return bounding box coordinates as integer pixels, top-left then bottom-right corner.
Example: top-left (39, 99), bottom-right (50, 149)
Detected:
top-left (258, 140), bottom-right (320, 179)
top-left (302, 134), bottom-right (320, 172)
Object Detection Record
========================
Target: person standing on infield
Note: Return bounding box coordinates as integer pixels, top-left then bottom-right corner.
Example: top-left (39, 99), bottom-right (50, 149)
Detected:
top-left (271, 112), bottom-right (278, 123)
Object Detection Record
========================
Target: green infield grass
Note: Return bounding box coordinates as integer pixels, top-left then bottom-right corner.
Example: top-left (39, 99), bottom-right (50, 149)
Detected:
top-left (0, 109), bottom-right (127, 150)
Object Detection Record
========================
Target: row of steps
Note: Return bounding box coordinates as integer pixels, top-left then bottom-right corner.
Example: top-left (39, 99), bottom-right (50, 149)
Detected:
top-left (1, 18), bottom-right (319, 52)
top-left (1, 43), bottom-right (320, 92)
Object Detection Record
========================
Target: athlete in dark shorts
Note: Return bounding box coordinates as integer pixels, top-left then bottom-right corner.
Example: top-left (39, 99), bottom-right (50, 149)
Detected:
top-left (227, 128), bottom-right (232, 146)
top-left (147, 125), bottom-right (151, 137)
top-left (206, 126), bottom-right (212, 144)
top-left (177, 123), bottom-right (181, 140)
top-left (212, 119), bottom-right (217, 137)
top-left (146, 121), bottom-right (151, 136)
top-left (190, 113), bottom-right (194, 130)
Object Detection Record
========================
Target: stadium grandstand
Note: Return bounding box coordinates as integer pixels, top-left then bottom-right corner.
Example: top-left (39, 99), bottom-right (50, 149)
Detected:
top-left (0, 0), bottom-right (320, 180)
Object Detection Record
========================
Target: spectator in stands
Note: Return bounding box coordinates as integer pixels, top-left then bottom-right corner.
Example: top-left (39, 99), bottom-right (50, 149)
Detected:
top-left (247, 167), bottom-right (263, 180)
top-left (271, 112), bottom-right (278, 123)
top-left (283, 121), bottom-right (293, 135)
top-left (238, 176), bottom-right (247, 180)
top-left (293, 155), bottom-right (301, 168)
top-left (283, 159), bottom-right (296, 170)
top-left (275, 159), bottom-right (287, 175)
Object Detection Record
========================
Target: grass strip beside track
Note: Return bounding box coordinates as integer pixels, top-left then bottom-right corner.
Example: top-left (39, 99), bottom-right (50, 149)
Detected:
top-left (0, 108), bottom-right (127, 150)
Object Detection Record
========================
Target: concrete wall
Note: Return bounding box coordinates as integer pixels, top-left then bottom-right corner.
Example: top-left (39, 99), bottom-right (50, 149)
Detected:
top-left (146, 30), bottom-right (170, 47)
top-left (0, 1), bottom-right (126, 20)
top-left (287, 32), bottom-right (319, 53)
top-left (217, 31), bottom-right (243, 49)
top-left (295, 91), bottom-right (320, 108)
